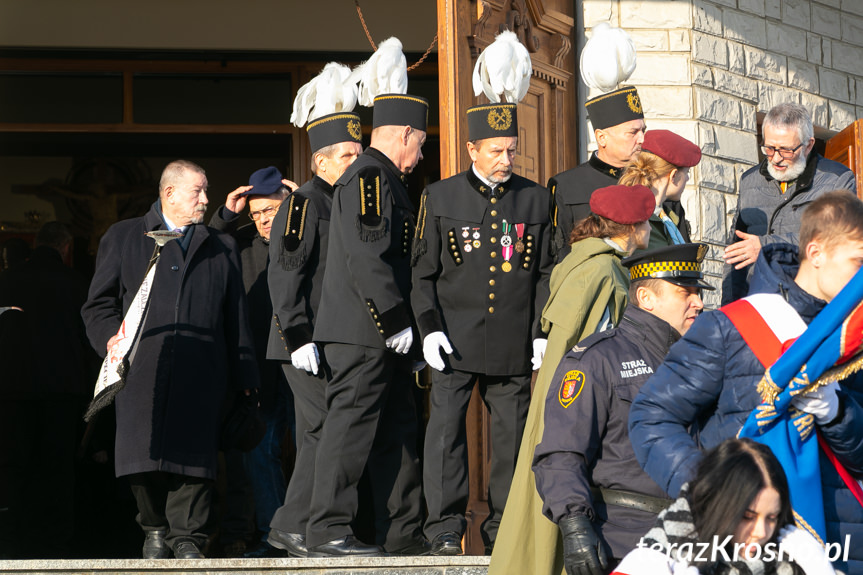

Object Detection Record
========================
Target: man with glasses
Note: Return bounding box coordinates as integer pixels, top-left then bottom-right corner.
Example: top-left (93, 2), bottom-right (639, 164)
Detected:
top-left (209, 166), bottom-right (295, 556)
top-left (722, 102), bottom-right (856, 303)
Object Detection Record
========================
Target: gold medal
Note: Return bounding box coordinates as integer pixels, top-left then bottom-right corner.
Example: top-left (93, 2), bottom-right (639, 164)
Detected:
top-left (502, 261), bottom-right (512, 272)
top-left (473, 239), bottom-right (481, 249)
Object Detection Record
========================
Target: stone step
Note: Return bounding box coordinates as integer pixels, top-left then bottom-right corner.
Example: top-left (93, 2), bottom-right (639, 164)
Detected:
top-left (0, 556), bottom-right (490, 575)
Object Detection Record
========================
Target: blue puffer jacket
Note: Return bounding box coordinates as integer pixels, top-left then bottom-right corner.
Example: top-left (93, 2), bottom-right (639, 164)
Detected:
top-left (629, 243), bottom-right (863, 574)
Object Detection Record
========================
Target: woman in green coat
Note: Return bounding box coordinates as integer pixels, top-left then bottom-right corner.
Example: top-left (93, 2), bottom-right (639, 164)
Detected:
top-left (489, 184), bottom-right (654, 575)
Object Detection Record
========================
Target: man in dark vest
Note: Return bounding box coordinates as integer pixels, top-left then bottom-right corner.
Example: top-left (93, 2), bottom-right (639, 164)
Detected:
top-left (412, 93), bottom-right (554, 554)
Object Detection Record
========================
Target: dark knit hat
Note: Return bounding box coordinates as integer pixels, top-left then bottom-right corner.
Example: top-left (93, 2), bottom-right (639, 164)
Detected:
top-left (641, 129), bottom-right (702, 168)
top-left (307, 112), bottom-right (363, 153)
top-left (589, 184), bottom-right (654, 224)
top-left (467, 102), bottom-right (518, 140)
top-left (372, 94), bottom-right (429, 131)
top-left (622, 242), bottom-right (714, 290)
top-left (585, 86), bottom-right (644, 131)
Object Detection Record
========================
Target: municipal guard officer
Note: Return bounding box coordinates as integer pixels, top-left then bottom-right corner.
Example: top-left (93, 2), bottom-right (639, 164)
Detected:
top-left (412, 99), bottom-right (554, 554)
top-left (549, 86), bottom-right (647, 261)
top-left (306, 92), bottom-right (429, 556)
top-left (532, 243), bottom-right (713, 575)
top-left (266, 107), bottom-right (363, 556)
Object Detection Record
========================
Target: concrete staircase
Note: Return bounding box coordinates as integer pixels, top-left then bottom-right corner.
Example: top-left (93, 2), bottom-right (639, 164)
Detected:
top-left (0, 556), bottom-right (490, 574)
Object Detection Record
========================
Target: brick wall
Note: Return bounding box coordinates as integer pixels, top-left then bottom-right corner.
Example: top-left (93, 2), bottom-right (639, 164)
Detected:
top-left (580, 0), bottom-right (863, 305)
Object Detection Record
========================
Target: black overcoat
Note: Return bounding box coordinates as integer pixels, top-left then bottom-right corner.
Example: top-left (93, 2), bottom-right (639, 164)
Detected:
top-left (82, 201), bottom-right (259, 480)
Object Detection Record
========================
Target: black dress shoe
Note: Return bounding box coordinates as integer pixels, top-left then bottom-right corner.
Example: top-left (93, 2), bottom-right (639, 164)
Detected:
top-left (174, 540), bottom-right (204, 559)
top-left (387, 535), bottom-right (432, 555)
top-left (430, 531), bottom-right (463, 556)
top-left (267, 529), bottom-right (309, 558)
top-left (142, 529), bottom-right (170, 559)
top-left (307, 535), bottom-right (384, 557)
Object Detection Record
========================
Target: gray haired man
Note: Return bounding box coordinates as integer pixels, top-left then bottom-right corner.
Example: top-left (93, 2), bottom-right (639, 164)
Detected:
top-left (722, 102), bottom-right (857, 303)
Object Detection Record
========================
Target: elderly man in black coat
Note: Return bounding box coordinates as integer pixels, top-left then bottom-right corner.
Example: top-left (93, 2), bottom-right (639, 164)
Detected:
top-left (82, 159), bottom-right (260, 559)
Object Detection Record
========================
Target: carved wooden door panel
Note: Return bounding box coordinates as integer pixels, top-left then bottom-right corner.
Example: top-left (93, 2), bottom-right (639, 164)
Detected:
top-left (437, 0), bottom-right (576, 555)
top-left (825, 119), bottom-right (863, 198)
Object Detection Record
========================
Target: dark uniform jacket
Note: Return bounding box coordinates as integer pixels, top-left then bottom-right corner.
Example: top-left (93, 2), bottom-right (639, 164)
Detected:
top-left (411, 168), bottom-right (553, 375)
top-left (548, 153), bottom-right (619, 260)
top-left (81, 200), bottom-right (259, 479)
top-left (267, 175), bottom-right (333, 360)
top-left (630, 244), bottom-right (863, 574)
top-left (313, 147), bottom-right (416, 348)
top-left (210, 206), bottom-right (283, 410)
top-left (533, 304), bottom-right (676, 560)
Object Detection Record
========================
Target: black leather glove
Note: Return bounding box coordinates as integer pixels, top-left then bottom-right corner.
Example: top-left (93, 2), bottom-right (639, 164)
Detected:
top-left (559, 515), bottom-right (609, 575)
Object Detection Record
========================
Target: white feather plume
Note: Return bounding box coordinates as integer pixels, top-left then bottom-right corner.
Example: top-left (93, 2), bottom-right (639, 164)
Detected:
top-left (472, 30), bottom-right (532, 104)
top-left (353, 37), bottom-right (408, 107)
top-left (291, 62), bottom-right (358, 128)
top-left (579, 22), bottom-right (637, 93)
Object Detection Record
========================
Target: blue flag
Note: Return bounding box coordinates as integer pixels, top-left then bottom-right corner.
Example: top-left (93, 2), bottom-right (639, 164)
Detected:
top-left (739, 266), bottom-right (863, 544)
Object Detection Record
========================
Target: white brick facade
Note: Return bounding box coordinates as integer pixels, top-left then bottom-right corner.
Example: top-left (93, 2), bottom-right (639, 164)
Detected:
top-left (582, 0), bottom-right (863, 305)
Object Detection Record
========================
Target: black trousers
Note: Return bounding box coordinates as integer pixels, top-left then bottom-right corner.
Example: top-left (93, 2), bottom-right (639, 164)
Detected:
top-left (127, 471), bottom-right (213, 551)
top-left (423, 369), bottom-right (531, 546)
top-left (306, 343), bottom-right (423, 550)
top-left (269, 359), bottom-right (329, 535)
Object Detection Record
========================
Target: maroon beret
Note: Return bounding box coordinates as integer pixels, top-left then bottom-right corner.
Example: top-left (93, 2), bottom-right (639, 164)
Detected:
top-left (641, 129), bottom-right (702, 168)
top-left (589, 184), bottom-right (655, 224)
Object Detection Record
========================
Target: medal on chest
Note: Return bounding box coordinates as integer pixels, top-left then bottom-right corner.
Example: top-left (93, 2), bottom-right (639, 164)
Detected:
top-left (501, 220), bottom-right (513, 272)
top-left (515, 223), bottom-right (525, 253)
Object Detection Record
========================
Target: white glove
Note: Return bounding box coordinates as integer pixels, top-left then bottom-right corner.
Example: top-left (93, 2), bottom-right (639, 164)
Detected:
top-left (778, 526), bottom-right (836, 575)
top-left (532, 338), bottom-right (548, 371)
top-left (290, 342), bottom-right (320, 375)
top-left (791, 381), bottom-right (840, 425)
top-left (385, 327), bottom-right (413, 355)
top-left (423, 331), bottom-right (453, 372)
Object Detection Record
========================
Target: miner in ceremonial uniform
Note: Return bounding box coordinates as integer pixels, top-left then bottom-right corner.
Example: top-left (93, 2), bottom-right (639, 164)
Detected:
top-left (549, 85), bottom-right (646, 261)
top-left (265, 64), bottom-right (364, 557)
top-left (305, 75), bottom-right (429, 555)
top-left (411, 30), bottom-right (553, 556)
top-left (533, 243), bottom-right (712, 575)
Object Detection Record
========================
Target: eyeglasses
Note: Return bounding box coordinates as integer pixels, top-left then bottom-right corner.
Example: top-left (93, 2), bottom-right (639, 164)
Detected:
top-left (760, 142), bottom-right (803, 159)
top-left (249, 205), bottom-right (277, 221)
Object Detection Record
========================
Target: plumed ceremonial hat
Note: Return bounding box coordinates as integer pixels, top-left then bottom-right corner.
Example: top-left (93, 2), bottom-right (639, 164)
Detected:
top-left (585, 86), bottom-right (644, 131)
top-left (467, 30), bottom-right (531, 141)
top-left (238, 166), bottom-right (285, 198)
top-left (467, 103), bottom-right (518, 140)
top-left (589, 184), bottom-right (654, 224)
top-left (621, 242), bottom-right (715, 290)
top-left (372, 93), bottom-right (429, 131)
top-left (291, 62), bottom-right (363, 153)
top-left (641, 129), bottom-right (702, 168)
top-left (308, 112), bottom-right (363, 152)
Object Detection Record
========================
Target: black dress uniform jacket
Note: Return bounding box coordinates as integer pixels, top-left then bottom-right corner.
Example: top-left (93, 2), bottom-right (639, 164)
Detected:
top-left (82, 201), bottom-right (259, 480)
top-left (412, 169), bottom-right (553, 375)
top-left (313, 148), bottom-right (416, 348)
top-left (267, 176), bottom-right (333, 359)
top-left (548, 153), bottom-right (619, 260)
top-left (532, 304), bottom-right (676, 559)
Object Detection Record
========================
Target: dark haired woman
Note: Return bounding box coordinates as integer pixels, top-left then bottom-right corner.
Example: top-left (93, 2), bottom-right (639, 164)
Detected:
top-left (489, 184), bottom-right (654, 575)
top-left (612, 438), bottom-right (835, 575)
